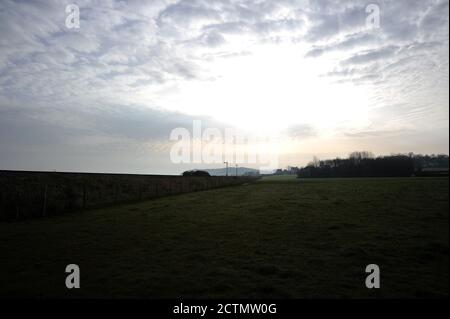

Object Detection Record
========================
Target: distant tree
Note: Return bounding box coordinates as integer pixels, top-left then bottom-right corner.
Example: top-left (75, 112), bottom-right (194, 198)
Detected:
top-left (274, 169), bottom-right (283, 175)
top-left (349, 151), bottom-right (374, 163)
top-left (297, 152), bottom-right (421, 178)
top-left (183, 170), bottom-right (211, 177)
top-left (310, 156), bottom-right (320, 168)
top-left (182, 170), bottom-right (211, 177)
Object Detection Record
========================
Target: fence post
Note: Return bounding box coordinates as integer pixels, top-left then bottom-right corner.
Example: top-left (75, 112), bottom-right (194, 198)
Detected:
top-left (114, 185), bottom-right (118, 204)
top-left (42, 184), bottom-right (48, 217)
top-left (83, 184), bottom-right (87, 208)
top-left (15, 187), bottom-right (21, 220)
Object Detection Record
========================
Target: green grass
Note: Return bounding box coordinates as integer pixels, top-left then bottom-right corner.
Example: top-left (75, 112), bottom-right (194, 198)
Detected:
top-left (0, 177), bottom-right (448, 298)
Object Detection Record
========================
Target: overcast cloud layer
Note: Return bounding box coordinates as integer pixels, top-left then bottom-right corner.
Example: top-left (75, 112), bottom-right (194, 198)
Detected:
top-left (0, 0), bottom-right (448, 173)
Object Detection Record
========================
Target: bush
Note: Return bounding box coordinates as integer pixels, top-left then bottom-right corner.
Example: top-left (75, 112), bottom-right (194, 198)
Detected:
top-left (182, 170), bottom-right (211, 177)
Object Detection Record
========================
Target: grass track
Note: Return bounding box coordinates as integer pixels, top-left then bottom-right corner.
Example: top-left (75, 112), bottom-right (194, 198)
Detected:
top-left (0, 176), bottom-right (448, 298)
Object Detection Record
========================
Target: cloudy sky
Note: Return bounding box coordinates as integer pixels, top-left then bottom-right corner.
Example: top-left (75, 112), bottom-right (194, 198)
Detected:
top-left (0, 0), bottom-right (448, 174)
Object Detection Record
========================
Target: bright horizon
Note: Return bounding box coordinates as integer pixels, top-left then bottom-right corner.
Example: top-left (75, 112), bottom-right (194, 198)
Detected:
top-left (0, 0), bottom-right (448, 174)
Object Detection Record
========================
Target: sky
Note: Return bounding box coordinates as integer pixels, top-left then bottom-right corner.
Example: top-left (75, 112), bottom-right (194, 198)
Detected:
top-left (0, 0), bottom-right (448, 174)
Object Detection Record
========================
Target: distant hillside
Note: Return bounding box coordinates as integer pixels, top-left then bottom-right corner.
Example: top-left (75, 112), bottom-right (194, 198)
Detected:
top-left (198, 167), bottom-right (260, 176)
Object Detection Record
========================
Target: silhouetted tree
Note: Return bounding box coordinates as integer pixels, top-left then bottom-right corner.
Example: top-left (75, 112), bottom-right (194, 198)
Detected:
top-left (182, 170), bottom-right (211, 177)
top-left (295, 152), bottom-right (443, 178)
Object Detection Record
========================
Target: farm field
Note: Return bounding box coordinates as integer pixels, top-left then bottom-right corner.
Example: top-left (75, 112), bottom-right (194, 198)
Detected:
top-left (0, 176), bottom-right (448, 298)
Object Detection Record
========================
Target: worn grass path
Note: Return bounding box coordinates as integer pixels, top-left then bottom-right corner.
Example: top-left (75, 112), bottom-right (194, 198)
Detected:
top-left (0, 176), bottom-right (448, 298)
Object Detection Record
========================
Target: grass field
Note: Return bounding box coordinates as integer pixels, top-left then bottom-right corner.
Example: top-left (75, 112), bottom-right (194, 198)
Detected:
top-left (0, 176), bottom-right (448, 298)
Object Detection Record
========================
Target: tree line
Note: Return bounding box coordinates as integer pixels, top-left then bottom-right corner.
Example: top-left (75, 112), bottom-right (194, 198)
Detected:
top-left (296, 152), bottom-right (449, 178)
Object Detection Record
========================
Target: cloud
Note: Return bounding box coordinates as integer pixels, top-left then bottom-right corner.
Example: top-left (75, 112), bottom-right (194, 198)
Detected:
top-left (0, 0), bottom-right (448, 172)
top-left (342, 45), bottom-right (399, 65)
top-left (305, 32), bottom-right (377, 57)
top-left (0, 98), bottom-right (232, 172)
top-left (343, 129), bottom-right (409, 138)
top-left (284, 124), bottom-right (317, 140)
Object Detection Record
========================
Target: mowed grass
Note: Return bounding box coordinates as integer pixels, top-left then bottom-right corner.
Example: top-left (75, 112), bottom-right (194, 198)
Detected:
top-left (0, 176), bottom-right (448, 298)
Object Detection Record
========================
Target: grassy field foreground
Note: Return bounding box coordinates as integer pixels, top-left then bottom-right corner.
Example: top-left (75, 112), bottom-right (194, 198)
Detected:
top-left (0, 176), bottom-right (448, 298)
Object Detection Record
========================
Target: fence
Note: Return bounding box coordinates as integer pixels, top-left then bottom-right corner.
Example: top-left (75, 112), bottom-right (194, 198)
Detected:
top-left (0, 171), bottom-right (258, 221)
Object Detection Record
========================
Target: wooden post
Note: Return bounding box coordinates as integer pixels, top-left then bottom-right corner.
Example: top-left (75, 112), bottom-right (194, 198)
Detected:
top-left (114, 185), bottom-right (118, 203)
top-left (42, 184), bottom-right (48, 217)
top-left (15, 187), bottom-right (21, 220)
top-left (82, 184), bottom-right (87, 208)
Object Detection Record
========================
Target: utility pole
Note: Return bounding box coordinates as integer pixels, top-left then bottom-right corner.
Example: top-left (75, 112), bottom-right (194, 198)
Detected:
top-left (235, 164), bottom-right (238, 176)
top-left (224, 161), bottom-right (229, 176)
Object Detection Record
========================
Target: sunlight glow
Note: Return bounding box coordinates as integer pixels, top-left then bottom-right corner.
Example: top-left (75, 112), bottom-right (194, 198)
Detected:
top-left (157, 42), bottom-right (370, 137)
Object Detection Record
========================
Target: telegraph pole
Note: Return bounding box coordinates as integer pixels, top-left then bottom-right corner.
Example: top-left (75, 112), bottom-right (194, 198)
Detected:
top-left (235, 164), bottom-right (238, 176)
top-left (224, 161), bottom-right (229, 176)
